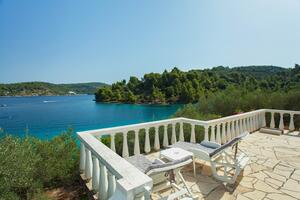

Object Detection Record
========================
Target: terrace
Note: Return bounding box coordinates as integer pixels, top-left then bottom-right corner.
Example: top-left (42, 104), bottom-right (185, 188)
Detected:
top-left (77, 109), bottom-right (300, 200)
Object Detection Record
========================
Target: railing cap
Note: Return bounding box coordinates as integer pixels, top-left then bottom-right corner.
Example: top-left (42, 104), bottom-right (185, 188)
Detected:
top-left (78, 132), bottom-right (152, 193)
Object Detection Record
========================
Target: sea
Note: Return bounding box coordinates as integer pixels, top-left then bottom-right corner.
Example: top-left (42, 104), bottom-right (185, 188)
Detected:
top-left (0, 95), bottom-right (181, 139)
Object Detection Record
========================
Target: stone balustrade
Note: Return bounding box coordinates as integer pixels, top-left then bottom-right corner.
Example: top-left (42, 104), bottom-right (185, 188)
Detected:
top-left (264, 109), bottom-right (300, 131)
top-left (77, 109), bottom-right (299, 200)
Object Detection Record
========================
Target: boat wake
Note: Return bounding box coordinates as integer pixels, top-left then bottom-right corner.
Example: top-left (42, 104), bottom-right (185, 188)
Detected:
top-left (43, 101), bottom-right (57, 103)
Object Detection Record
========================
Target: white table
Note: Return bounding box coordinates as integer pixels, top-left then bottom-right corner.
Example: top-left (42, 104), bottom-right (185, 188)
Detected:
top-left (160, 147), bottom-right (196, 177)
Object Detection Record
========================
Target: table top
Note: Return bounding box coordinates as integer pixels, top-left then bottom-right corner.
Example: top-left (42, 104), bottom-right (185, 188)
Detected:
top-left (160, 147), bottom-right (193, 161)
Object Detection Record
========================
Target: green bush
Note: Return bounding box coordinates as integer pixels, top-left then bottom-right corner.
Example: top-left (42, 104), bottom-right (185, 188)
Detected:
top-left (0, 130), bottom-right (79, 199)
top-left (174, 88), bottom-right (300, 128)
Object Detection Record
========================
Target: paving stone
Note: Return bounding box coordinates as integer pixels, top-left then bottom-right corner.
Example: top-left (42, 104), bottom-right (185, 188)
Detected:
top-left (281, 179), bottom-right (300, 192)
top-left (263, 159), bottom-right (280, 169)
top-left (265, 177), bottom-right (283, 188)
top-left (205, 185), bottom-right (233, 200)
top-left (250, 163), bottom-right (269, 174)
top-left (253, 180), bottom-right (281, 193)
top-left (243, 190), bottom-right (266, 200)
top-left (243, 165), bottom-right (253, 176)
top-left (291, 172), bottom-right (300, 181)
top-left (274, 164), bottom-right (294, 172)
top-left (239, 180), bottom-right (253, 189)
top-left (280, 189), bottom-right (300, 199)
top-left (274, 147), bottom-right (300, 156)
top-left (273, 168), bottom-right (293, 178)
top-left (260, 149), bottom-right (277, 160)
top-left (194, 180), bottom-right (220, 195)
top-left (266, 193), bottom-right (297, 200)
top-left (236, 194), bottom-right (251, 200)
top-left (293, 169), bottom-right (300, 175)
top-left (250, 171), bottom-right (268, 181)
top-left (150, 132), bottom-right (300, 200)
top-left (263, 171), bottom-right (286, 182)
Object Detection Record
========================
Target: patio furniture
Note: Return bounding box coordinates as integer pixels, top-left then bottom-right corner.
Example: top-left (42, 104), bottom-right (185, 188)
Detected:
top-left (126, 154), bottom-right (197, 200)
top-left (171, 132), bottom-right (250, 185)
top-left (160, 147), bottom-right (196, 177)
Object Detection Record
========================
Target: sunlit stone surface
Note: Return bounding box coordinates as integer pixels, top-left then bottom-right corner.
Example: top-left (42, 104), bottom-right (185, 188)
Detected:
top-left (148, 131), bottom-right (300, 200)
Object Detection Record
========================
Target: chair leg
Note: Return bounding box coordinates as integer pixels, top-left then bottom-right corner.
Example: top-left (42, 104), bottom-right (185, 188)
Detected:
top-left (177, 171), bottom-right (198, 199)
top-left (193, 155), bottom-right (196, 177)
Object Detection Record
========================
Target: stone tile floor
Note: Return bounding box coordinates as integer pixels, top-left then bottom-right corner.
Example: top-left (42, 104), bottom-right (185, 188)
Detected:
top-left (148, 131), bottom-right (300, 200)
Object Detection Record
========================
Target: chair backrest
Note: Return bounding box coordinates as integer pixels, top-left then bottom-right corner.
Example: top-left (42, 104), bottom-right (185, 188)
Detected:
top-left (209, 131), bottom-right (249, 157)
top-left (145, 156), bottom-right (192, 175)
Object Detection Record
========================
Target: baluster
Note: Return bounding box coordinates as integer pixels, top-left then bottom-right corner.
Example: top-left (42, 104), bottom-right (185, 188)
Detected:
top-left (254, 115), bottom-right (258, 130)
top-left (270, 112), bottom-right (275, 129)
top-left (247, 117), bottom-right (250, 131)
top-left (204, 125), bottom-right (209, 141)
top-left (163, 124), bottom-right (169, 147)
top-left (85, 148), bottom-right (93, 180)
top-left (231, 120), bottom-right (236, 138)
top-left (249, 116), bottom-right (254, 132)
top-left (210, 125), bottom-right (216, 142)
top-left (134, 130), bottom-right (140, 155)
top-left (227, 121), bottom-right (232, 141)
top-left (221, 123), bottom-right (226, 144)
top-left (253, 115), bottom-right (256, 130)
top-left (179, 122), bottom-right (184, 141)
top-left (251, 116), bottom-right (254, 130)
top-left (254, 115), bottom-right (257, 130)
top-left (255, 114), bottom-right (259, 130)
top-left (110, 134), bottom-right (116, 152)
top-left (240, 119), bottom-right (244, 133)
top-left (190, 124), bottom-right (196, 143)
top-left (99, 163), bottom-right (108, 200)
top-left (107, 171), bottom-right (116, 198)
top-left (216, 124), bottom-right (221, 144)
top-left (257, 114), bottom-right (261, 128)
top-left (92, 156), bottom-right (100, 191)
top-left (252, 115), bottom-right (256, 131)
top-left (171, 123), bottom-right (177, 144)
top-left (289, 114), bottom-right (295, 131)
top-left (235, 120), bottom-right (240, 136)
top-left (122, 132), bottom-right (129, 158)
top-left (80, 143), bottom-right (86, 172)
top-left (154, 126), bottom-right (160, 150)
top-left (240, 119), bottom-right (243, 133)
top-left (144, 128), bottom-right (151, 153)
top-left (279, 113), bottom-right (284, 130)
top-left (243, 118), bottom-right (247, 132)
top-left (262, 112), bottom-right (266, 127)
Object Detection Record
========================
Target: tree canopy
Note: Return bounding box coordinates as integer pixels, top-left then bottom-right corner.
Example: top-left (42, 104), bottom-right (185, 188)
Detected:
top-left (95, 65), bottom-right (300, 104)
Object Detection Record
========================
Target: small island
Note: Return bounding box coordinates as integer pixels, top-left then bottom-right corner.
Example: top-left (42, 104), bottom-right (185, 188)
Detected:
top-left (0, 82), bottom-right (107, 97)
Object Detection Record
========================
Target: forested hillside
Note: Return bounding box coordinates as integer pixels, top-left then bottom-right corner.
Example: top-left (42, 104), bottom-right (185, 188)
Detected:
top-left (0, 82), bottom-right (107, 96)
top-left (95, 65), bottom-right (300, 104)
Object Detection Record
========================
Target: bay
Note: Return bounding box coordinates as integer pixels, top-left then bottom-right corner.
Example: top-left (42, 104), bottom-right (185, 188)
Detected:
top-left (0, 95), bottom-right (181, 139)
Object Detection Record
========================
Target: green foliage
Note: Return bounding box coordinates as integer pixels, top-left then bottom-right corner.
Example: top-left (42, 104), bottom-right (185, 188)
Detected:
top-left (174, 88), bottom-right (300, 128)
top-left (95, 65), bottom-right (300, 104)
top-left (0, 82), bottom-right (107, 96)
top-left (0, 130), bottom-right (79, 199)
top-left (173, 104), bottom-right (221, 120)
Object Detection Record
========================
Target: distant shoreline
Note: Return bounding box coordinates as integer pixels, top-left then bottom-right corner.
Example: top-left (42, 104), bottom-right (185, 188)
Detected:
top-left (0, 94), bottom-right (91, 98)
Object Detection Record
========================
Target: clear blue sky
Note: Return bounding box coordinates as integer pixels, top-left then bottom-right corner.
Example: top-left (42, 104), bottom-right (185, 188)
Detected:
top-left (1, 0), bottom-right (300, 84)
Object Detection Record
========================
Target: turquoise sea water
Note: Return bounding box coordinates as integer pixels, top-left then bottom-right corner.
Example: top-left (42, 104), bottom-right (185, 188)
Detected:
top-left (0, 95), bottom-right (181, 139)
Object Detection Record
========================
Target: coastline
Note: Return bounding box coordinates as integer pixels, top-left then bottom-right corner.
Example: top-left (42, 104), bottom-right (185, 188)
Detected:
top-left (0, 94), bottom-right (91, 98)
